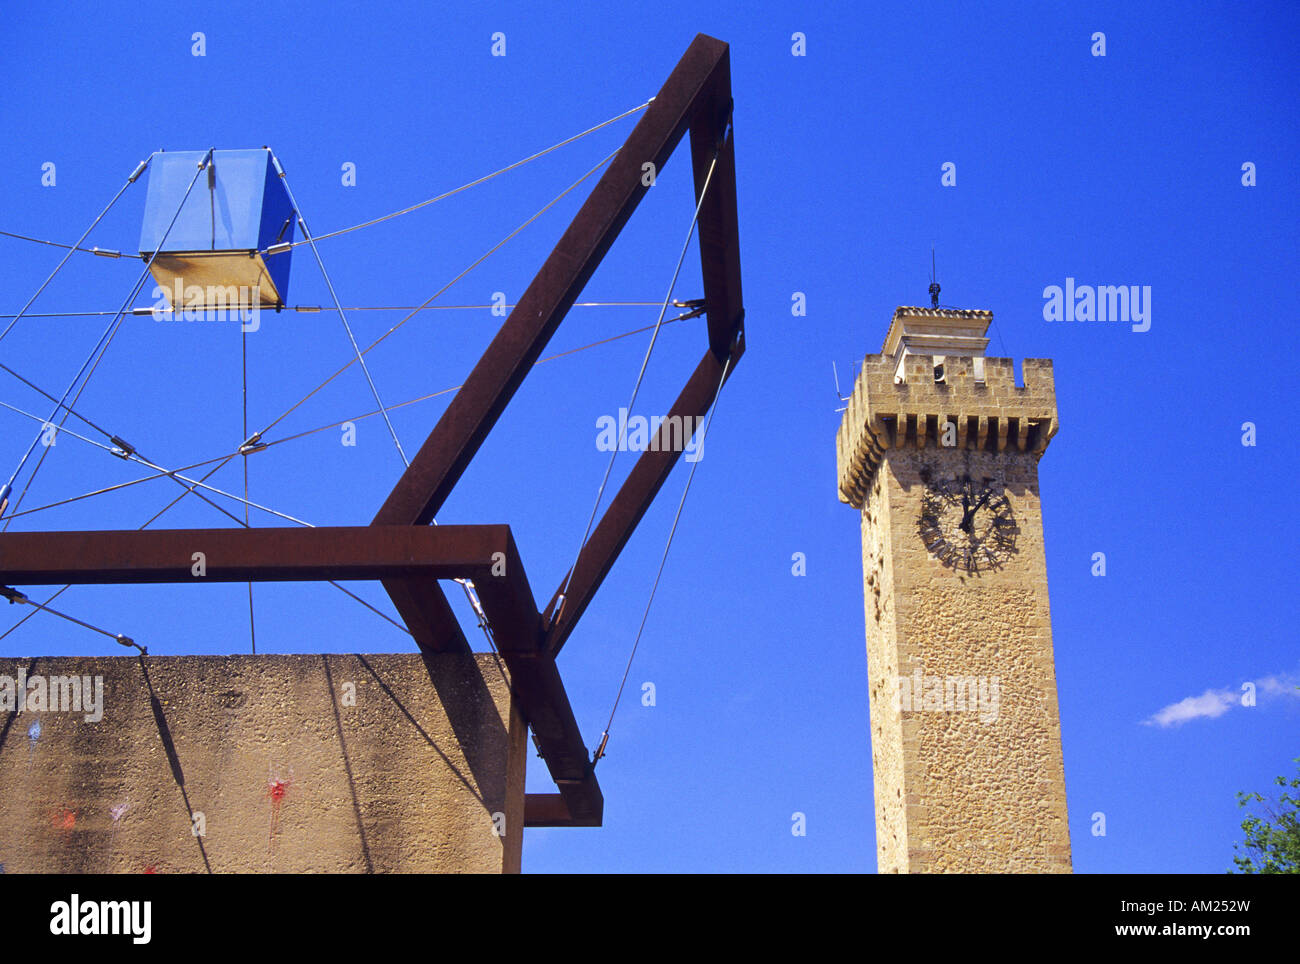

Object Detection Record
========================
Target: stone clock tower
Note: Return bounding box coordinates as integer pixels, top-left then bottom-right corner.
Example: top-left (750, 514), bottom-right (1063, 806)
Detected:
top-left (836, 306), bottom-right (1071, 873)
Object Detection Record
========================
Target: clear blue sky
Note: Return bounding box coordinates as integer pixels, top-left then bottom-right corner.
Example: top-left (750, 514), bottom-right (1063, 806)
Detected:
top-left (1, 1), bottom-right (1296, 873)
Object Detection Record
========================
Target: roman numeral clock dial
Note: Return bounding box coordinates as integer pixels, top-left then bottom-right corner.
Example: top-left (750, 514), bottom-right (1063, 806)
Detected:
top-left (917, 474), bottom-right (1019, 572)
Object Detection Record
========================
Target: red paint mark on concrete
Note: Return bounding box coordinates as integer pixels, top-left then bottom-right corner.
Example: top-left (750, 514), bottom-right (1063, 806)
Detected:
top-left (143, 864), bottom-right (157, 874)
top-left (265, 775), bottom-right (293, 850)
top-left (47, 807), bottom-right (77, 846)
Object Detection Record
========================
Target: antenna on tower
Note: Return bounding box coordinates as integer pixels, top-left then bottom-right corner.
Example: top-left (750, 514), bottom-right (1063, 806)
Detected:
top-left (831, 359), bottom-right (860, 413)
top-left (928, 247), bottom-right (941, 308)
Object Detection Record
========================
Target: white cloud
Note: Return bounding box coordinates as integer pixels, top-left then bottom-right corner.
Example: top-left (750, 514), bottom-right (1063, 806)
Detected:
top-left (1257, 676), bottom-right (1300, 698)
top-left (1143, 674), bottom-right (1299, 728)
top-left (1144, 688), bottom-right (1237, 728)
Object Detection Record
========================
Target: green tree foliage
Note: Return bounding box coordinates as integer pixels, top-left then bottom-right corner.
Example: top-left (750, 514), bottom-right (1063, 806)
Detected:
top-left (1231, 757), bottom-right (1300, 874)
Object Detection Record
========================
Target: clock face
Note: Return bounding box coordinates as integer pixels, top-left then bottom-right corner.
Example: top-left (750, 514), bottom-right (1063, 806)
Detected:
top-left (917, 474), bottom-right (1018, 572)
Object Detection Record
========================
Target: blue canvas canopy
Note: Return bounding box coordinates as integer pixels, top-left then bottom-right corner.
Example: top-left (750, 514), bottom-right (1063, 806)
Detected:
top-left (138, 148), bottom-right (294, 309)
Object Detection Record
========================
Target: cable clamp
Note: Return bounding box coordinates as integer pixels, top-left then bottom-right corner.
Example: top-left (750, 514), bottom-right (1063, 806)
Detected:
top-left (716, 99), bottom-right (734, 151)
top-left (671, 297), bottom-right (707, 320)
top-left (274, 213), bottom-right (293, 245)
top-left (1, 586), bottom-right (28, 605)
top-left (239, 432), bottom-right (267, 456)
top-left (547, 593), bottom-right (567, 628)
top-left (116, 634), bottom-right (147, 655)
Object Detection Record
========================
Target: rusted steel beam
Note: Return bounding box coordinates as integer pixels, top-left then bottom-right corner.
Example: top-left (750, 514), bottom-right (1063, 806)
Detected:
top-left (0, 523), bottom-right (536, 655)
top-left (381, 576), bottom-right (470, 654)
top-left (463, 531), bottom-right (600, 822)
top-left (0, 525), bottom-right (506, 585)
top-left (543, 339), bottom-right (742, 656)
top-left (469, 532), bottom-right (600, 822)
top-left (500, 651), bottom-right (603, 823)
top-left (377, 524), bottom-right (541, 656)
top-left (373, 33), bottom-right (735, 529)
top-left (524, 792), bottom-right (602, 828)
top-left (687, 49), bottom-right (745, 359)
top-left (471, 526), bottom-right (543, 653)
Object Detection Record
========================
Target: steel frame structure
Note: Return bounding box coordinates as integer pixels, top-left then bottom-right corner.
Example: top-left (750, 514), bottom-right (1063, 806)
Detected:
top-left (0, 33), bottom-right (744, 829)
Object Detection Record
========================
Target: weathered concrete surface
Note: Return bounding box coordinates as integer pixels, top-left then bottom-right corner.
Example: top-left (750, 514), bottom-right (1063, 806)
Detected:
top-left (0, 653), bottom-right (524, 873)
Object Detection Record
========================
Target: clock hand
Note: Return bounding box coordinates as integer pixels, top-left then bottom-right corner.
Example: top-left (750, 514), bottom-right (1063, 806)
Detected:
top-left (961, 488), bottom-right (995, 534)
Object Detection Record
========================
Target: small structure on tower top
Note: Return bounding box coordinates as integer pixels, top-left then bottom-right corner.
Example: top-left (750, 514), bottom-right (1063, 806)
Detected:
top-left (883, 305), bottom-right (992, 385)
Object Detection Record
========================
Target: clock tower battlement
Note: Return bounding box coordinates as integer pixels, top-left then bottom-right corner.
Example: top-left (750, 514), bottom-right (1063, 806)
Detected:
top-left (837, 307), bottom-right (1058, 510)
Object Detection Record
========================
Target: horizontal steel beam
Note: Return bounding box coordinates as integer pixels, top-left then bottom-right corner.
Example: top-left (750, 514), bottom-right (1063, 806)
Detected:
top-left (0, 526), bottom-right (506, 585)
top-left (524, 793), bottom-right (602, 828)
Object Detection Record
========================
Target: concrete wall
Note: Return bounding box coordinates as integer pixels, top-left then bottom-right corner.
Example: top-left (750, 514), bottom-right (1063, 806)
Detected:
top-left (0, 653), bottom-right (524, 873)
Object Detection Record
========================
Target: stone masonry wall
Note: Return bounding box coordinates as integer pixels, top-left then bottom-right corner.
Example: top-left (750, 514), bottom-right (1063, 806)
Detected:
top-left (840, 352), bottom-right (1071, 873)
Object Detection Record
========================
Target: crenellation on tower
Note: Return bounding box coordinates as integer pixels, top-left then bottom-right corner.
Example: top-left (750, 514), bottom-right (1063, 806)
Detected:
top-left (838, 337), bottom-right (1059, 509)
top-left (981, 355), bottom-right (1017, 388)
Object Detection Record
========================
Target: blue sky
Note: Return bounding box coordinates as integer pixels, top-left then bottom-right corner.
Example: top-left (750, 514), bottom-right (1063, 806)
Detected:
top-left (1, 1), bottom-right (1296, 873)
